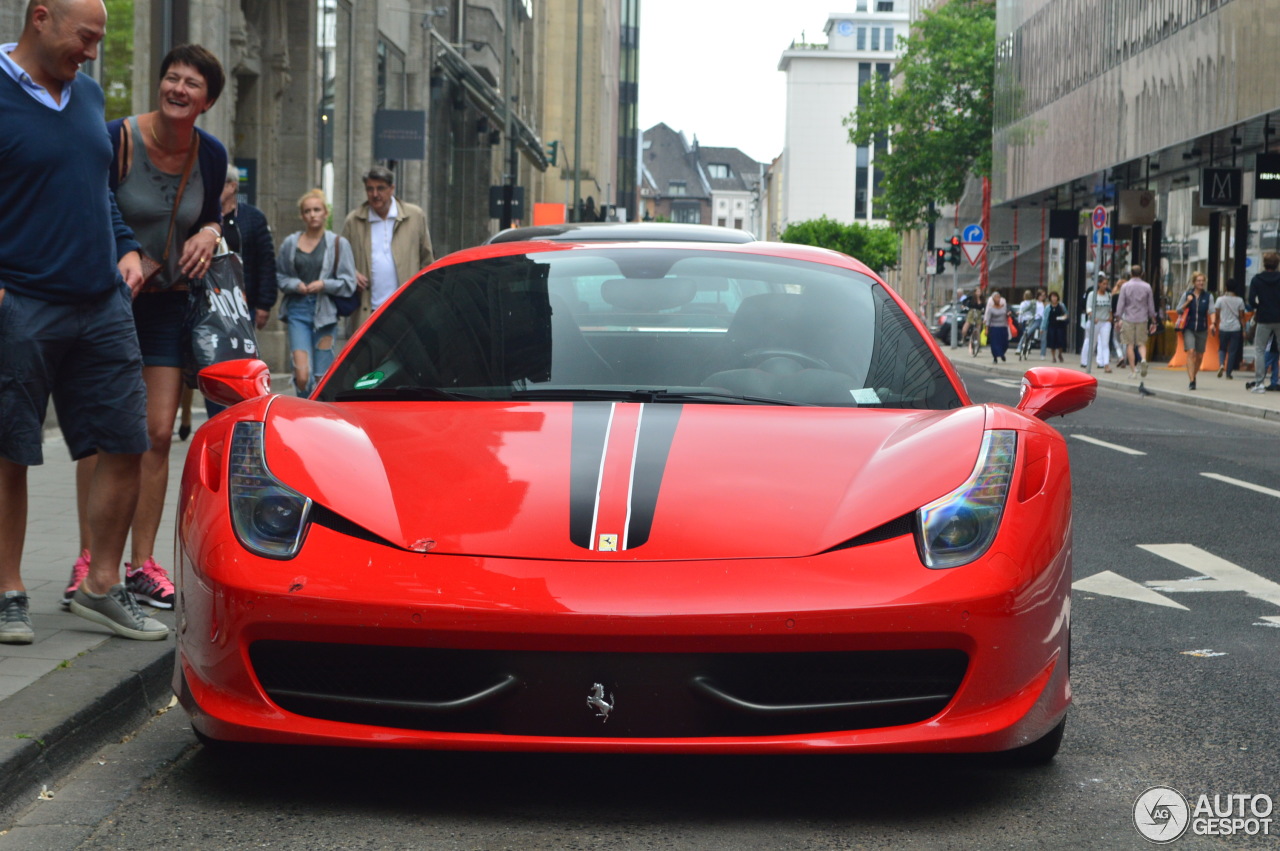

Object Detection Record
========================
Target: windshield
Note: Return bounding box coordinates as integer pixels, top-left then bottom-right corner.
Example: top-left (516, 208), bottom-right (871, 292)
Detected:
top-left (318, 247), bottom-right (962, 409)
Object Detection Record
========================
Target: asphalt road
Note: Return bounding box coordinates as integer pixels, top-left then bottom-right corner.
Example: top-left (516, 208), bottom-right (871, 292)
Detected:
top-left (6, 373), bottom-right (1279, 851)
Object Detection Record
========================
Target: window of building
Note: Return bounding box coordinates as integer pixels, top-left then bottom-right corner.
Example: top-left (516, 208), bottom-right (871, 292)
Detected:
top-left (672, 203), bottom-right (700, 224)
top-left (734, 218), bottom-right (743, 229)
top-left (857, 27), bottom-right (866, 50)
top-left (718, 199), bottom-right (727, 209)
top-left (855, 146), bottom-right (869, 219)
top-left (668, 181), bottom-right (687, 195)
top-left (856, 0), bottom-right (867, 10)
top-left (876, 1), bottom-right (894, 10)
top-left (871, 28), bottom-right (880, 51)
top-left (376, 38), bottom-right (406, 110)
top-left (717, 218), bottom-right (727, 227)
top-left (884, 26), bottom-right (893, 49)
top-left (707, 163), bottom-right (731, 179)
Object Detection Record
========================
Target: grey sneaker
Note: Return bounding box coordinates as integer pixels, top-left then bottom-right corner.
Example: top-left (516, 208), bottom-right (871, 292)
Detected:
top-left (70, 584), bottom-right (168, 641)
top-left (1139, 359), bottom-right (1148, 378)
top-left (0, 590), bottom-right (35, 645)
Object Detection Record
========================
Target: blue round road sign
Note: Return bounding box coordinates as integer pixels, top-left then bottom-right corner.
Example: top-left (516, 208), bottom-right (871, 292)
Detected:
top-left (962, 224), bottom-right (984, 243)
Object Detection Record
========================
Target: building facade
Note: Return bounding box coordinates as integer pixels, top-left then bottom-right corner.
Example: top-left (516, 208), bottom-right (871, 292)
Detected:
top-left (777, 2), bottom-right (908, 229)
top-left (639, 124), bottom-right (764, 236)
top-left (993, 0), bottom-right (1280, 329)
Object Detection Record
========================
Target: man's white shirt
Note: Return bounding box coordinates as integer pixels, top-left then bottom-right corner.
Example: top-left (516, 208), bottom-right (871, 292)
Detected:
top-left (368, 197), bottom-right (400, 309)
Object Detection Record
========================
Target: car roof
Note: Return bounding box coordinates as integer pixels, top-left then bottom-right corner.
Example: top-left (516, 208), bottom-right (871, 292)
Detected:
top-left (485, 222), bottom-right (757, 245)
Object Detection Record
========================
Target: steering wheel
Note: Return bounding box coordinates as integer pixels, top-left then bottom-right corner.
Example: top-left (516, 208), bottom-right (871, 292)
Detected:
top-left (743, 348), bottom-right (830, 371)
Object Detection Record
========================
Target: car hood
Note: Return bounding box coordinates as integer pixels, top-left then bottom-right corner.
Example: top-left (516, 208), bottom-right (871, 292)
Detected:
top-left (262, 396), bottom-right (988, 561)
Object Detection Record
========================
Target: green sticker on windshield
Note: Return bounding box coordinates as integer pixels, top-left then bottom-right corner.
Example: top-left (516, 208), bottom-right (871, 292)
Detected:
top-left (354, 371), bottom-right (385, 390)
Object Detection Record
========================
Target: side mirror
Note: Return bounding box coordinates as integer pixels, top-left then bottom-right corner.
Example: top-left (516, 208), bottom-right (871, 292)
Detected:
top-left (1017, 367), bottom-right (1097, 420)
top-left (198, 359), bottom-right (272, 408)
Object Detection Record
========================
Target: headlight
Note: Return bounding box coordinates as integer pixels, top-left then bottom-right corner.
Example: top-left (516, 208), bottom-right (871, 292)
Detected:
top-left (915, 430), bottom-right (1017, 569)
top-left (229, 422), bottom-right (312, 558)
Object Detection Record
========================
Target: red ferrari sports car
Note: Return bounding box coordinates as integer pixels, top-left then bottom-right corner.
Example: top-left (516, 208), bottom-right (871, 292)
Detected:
top-left (176, 237), bottom-right (1096, 761)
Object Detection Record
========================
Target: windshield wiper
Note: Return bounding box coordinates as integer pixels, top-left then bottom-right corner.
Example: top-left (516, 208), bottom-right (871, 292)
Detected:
top-left (334, 386), bottom-right (488, 402)
top-left (507, 388), bottom-right (812, 406)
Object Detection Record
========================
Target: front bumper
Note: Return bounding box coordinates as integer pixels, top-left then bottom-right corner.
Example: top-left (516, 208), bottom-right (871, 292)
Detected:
top-left (175, 519), bottom-right (1071, 754)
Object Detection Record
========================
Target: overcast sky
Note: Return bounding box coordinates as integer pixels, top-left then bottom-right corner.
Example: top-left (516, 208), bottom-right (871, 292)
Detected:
top-left (637, 1), bottom-right (850, 165)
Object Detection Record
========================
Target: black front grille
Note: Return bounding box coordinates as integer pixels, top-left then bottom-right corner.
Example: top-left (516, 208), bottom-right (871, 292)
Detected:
top-left (249, 641), bottom-right (968, 738)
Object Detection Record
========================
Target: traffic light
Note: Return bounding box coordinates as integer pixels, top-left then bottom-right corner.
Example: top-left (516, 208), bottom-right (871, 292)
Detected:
top-left (545, 140), bottom-right (559, 166)
top-left (948, 235), bottom-right (962, 266)
top-left (934, 247), bottom-right (947, 271)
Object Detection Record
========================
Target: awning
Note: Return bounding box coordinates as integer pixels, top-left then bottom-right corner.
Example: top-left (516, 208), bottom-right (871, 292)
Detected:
top-left (430, 30), bottom-right (548, 172)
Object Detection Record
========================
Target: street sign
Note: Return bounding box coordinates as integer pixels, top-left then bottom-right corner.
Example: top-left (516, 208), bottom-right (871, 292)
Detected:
top-left (374, 109), bottom-right (426, 160)
top-left (962, 242), bottom-right (986, 266)
top-left (962, 224), bottom-right (985, 243)
top-left (988, 243), bottom-right (1020, 254)
top-left (1201, 168), bottom-right (1243, 207)
top-left (1092, 205), bottom-right (1108, 229)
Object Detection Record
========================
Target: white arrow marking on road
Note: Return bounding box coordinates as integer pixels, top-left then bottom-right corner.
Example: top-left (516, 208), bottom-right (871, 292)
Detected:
top-left (1141, 544), bottom-right (1280, 612)
top-left (1071, 434), bottom-right (1147, 456)
top-left (1200, 472), bottom-right (1280, 499)
top-left (983, 378), bottom-right (1024, 389)
top-left (1073, 570), bottom-right (1188, 609)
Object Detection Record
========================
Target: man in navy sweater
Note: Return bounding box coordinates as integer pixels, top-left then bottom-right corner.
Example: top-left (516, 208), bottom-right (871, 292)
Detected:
top-left (0, 0), bottom-right (166, 644)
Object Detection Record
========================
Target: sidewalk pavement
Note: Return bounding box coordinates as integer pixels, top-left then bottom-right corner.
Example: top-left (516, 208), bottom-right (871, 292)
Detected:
top-left (946, 346), bottom-right (1280, 422)
top-left (0, 373), bottom-right (294, 826)
top-left (2, 361), bottom-right (1278, 819)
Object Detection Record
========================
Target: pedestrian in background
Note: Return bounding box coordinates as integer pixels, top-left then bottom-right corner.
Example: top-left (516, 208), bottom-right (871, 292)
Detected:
top-left (340, 165), bottom-right (434, 330)
top-left (68, 44), bottom-right (229, 614)
top-left (1079, 273), bottom-right (1102, 367)
top-left (0, 0), bottom-right (164, 644)
top-left (221, 164), bottom-right (276, 330)
top-left (1037, 288), bottom-right (1050, 359)
top-left (1109, 274), bottom-right (1127, 364)
top-left (1247, 251), bottom-right (1280, 394)
top-left (277, 189), bottom-right (357, 395)
top-left (176, 162), bottom-right (277, 435)
top-left (1176, 272), bottom-right (1214, 390)
top-left (1114, 264), bottom-right (1157, 379)
top-left (1086, 277), bottom-right (1114, 372)
top-left (984, 288), bottom-right (1010, 363)
top-left (1214, 279), bottom-right (1246, 380)
top-left (1015, 289), bottom-right (1036, 338)
top-left (1045, 291), bottom-right (1068, 363)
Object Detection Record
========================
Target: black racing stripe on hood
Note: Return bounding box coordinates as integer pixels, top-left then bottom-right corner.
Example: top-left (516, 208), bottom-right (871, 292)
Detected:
top-left (625, 404), bottom-right (682, 549)
top-left (569, 403), bottom-right (613, 549)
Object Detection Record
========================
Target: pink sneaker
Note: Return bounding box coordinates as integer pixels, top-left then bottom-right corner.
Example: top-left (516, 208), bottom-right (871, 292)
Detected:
top-left (124, 558), bottom-right (175, 609)
top-left (61, 549), bottom-right (91, 610)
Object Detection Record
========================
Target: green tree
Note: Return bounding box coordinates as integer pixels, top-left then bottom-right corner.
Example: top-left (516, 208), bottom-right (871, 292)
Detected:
top-left (779, 216), bottom-right (900, 273)
top-left (845, 0), bottom-right (995, 230)
top-left (102, 0), bottom-right (134, 120)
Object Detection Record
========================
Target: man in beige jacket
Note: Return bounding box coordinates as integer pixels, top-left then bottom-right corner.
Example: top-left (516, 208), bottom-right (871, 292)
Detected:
top-left (340, 166), bottom-right (435, 329)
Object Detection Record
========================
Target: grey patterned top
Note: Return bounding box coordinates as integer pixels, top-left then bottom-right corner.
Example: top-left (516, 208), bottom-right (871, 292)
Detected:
top-left (114, 118), bottom-right (203, 289)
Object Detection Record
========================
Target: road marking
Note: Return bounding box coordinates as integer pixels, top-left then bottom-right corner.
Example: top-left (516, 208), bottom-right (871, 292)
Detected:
top-left (1073, 570), bottom-right (1188, 609)
top-left (983, 378), bottom-right (1024, 389)
top-left (1200, 472), bottom-right (1280, 499)
top-left (1181, 649), bottom-right (1227, 658)
top-left (1070, 434), bottom-right (1147, 455)
top-left (1141, 543), bottom-right (1280, 614)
